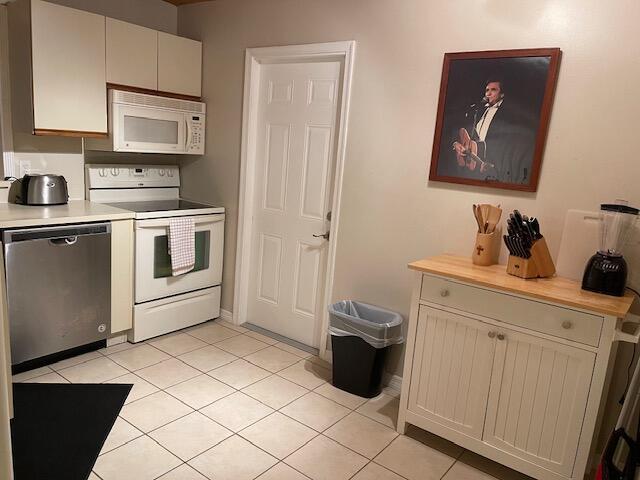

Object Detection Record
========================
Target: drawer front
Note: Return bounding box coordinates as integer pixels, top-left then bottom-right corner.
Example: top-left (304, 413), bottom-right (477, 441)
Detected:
top-left (420, 275), bottom-right (603, 347)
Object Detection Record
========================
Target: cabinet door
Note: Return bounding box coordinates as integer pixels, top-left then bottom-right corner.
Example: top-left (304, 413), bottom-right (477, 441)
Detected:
top-left (483, 327), bottom-right (595, 477)
top-left (157, 32), bottom-right (202, 97)
top-left (407, 306), bottom-right (496, 439)
top-left (111, 220), bottom-right (133, 333)
top-left (30, 0), bottom-right (107, 134)
top-left (106, 18), bottom-right (158, 90)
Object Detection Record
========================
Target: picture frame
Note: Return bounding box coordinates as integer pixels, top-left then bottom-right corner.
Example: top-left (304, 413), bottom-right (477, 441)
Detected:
top-left (428, 48), bottom-right (561, 192)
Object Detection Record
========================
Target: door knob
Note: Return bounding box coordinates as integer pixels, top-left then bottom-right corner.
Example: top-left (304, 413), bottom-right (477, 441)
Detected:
top-left (313, 231), bottom-right (330, 240)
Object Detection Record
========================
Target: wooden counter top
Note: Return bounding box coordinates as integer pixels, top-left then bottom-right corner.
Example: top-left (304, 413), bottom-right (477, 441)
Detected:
top-left (409, 254), bottom-right (635, 318)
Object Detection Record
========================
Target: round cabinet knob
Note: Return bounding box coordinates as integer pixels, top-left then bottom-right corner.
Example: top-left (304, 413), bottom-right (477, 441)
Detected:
top-left (497, 333), bottom-right (505, 341)
top-left (562, 320), bottom-right (572, 330)
top-left (440, 289), bottom-right (450, 298)
top-left (488, 331), bottom-right (496, 338)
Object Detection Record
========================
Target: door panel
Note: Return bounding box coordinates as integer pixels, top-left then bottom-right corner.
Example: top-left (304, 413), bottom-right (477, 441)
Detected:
top-left (301, 125), bottom-right (332, 220)
top-left (257, 233), bottom-right (282, 304)
top-left (407, 306), bottom-right (496, 440)
top-left (263, 124), bottom-right (290, 211)
top-left (483, 327), bottom-right (595, 476)
top-left (247, 61), bottom-right (341, 347)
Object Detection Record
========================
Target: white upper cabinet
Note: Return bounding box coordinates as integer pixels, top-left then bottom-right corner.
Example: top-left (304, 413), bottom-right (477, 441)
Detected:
top-left (158, 32), bottom-right (202, 97)
top-left (30, 0), bottom-right (107, 134)
top-left (106, 18), bottom-right (158, 91)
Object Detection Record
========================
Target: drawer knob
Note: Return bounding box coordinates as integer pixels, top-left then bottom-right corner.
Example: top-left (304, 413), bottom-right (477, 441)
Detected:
top-left (440, 289), bottom-right (450, 297)
top-left (562, 321), bottom-right (572, 330)
top-left (497, 333), bottom-right (505, 341)
top-left (488, 331), bottom-right (496, 338)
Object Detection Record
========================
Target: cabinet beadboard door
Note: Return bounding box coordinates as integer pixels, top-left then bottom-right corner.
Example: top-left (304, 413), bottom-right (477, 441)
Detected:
top-left (407, 306), bottom-right (496, 439)
top-left (483, 327), bottom-right (595, 477)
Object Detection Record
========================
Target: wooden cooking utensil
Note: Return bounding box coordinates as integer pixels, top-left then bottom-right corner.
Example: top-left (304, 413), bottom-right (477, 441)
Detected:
top-left (485, 205), bottom-right (502, 234)
top-left (472, 204), bottom-right (483, 233)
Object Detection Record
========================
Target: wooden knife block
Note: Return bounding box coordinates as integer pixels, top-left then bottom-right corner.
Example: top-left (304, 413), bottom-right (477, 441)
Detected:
top-left (506, 237), bottom-right (556, 279)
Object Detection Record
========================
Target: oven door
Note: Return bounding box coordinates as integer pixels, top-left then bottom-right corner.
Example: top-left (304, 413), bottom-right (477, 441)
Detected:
top-left (135, 214), bottom-right (224, 303)
top-left (113, 103), bottom-right (187, 154)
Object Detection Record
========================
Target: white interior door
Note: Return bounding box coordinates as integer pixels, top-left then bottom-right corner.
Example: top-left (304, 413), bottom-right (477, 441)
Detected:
top-left (247, 61), bottom-right (341, 347)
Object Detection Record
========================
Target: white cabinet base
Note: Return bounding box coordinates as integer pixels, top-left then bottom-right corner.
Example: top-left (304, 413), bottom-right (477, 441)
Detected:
top-left (398, 259), bottom-right (634, 480)
top-left (129, 286), bottom-right (221, 342)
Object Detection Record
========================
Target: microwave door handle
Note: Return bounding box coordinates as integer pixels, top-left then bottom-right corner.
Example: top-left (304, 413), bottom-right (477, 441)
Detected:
top-left (185, 117), bottom-right (192, 151)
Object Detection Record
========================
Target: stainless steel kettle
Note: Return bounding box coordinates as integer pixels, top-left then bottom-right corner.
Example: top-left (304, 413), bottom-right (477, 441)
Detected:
top-left (9, 174), bottom-right (69, 205)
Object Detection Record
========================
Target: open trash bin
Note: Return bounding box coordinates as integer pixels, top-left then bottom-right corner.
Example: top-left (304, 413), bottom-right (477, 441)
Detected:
top-left (328, 300), bottom-right (404, 398)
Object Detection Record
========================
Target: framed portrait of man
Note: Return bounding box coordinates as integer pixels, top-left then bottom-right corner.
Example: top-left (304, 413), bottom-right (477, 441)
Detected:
top-left (428, 48), bottom-right (561, 192)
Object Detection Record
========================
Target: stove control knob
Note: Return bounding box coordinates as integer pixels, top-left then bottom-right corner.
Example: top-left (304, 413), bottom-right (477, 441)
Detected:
top-left (167, 169), bottom-right (174, 177)
top-left (98, 168), bottom-right (107, 177)
top-left (111, 168), bottom-right (119, 176)
top-left (159, 169), bottom-right (165, 176)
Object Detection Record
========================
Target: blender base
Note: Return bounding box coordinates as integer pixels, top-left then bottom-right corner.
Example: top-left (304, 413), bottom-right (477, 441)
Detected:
top-left (582, 252), bottom-right (627, 297)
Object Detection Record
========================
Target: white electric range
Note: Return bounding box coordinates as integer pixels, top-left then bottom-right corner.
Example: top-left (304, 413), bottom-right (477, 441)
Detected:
top-left (86, 165), bottom-right (225, 342)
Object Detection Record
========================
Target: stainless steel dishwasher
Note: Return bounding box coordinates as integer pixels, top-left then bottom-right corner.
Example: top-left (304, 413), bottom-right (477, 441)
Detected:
top-left (3, 222), bottom-right (111, 367)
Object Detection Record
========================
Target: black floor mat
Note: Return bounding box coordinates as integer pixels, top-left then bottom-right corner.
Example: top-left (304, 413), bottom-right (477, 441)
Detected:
top-left (11, 383), bottom-right (132, 480)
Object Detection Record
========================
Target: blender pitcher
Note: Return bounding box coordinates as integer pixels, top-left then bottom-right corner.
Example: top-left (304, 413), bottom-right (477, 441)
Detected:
top-left (582, 202), bottom-right (639, 296)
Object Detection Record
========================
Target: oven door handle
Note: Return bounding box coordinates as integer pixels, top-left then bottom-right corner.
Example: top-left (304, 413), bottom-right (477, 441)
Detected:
top-left (135, 215), bottom-right (224, 229)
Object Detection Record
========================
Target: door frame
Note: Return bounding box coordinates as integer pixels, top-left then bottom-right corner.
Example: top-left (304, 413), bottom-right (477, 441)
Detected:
top-left (233, 41), bottom-right (356, 360)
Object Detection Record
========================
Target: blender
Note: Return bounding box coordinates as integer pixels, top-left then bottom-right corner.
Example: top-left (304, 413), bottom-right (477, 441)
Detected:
top-left (582, 202), bottom-right (639, 296)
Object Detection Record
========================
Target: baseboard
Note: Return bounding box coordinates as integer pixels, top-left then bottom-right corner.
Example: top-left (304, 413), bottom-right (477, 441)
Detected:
top-left (383, 372), bottom-right (402, 394)
top-left (106, 334), bottom-right (127, 347)
top-left (219, 309), bottom-right (233, 323)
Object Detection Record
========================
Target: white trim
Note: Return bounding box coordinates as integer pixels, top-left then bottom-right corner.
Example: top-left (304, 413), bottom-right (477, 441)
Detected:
top-left (219, 308), bottom-right (233, 323)
top-left (233, 41), bottom-right (356, 360)
top-left (106, 334), bottom-right (127, 347)
top-left (383, 372), bottom-right (403, 393)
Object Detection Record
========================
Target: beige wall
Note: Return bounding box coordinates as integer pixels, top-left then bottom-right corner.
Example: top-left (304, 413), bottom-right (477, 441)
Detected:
top-left (178, 0), bottom-right (640, 361)
top-left (178, 0), bottom-right (640, 449)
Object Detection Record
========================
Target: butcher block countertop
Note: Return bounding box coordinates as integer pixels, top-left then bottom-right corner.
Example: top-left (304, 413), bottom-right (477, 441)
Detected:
top-left (0, 201), bottom-right (134, 229)
top-left (409, 254), bottom-right (635, 319)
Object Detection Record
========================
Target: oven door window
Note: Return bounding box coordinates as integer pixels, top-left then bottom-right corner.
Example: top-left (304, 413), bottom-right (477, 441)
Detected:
top-left (124, 116), bottom-right (179, 145)
top-left (153, 231), bottom-right (211, 278)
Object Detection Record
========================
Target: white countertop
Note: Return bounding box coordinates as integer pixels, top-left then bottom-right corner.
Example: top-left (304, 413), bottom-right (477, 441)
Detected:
top-left (0, 201), bottom-right (134, 229)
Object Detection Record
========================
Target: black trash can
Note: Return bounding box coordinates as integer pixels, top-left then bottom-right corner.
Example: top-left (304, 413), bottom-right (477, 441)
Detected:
top-left (328, 301), bottom-right (404, 398)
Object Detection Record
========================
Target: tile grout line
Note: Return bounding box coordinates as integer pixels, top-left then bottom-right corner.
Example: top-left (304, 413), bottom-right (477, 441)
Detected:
top-left (20, 322), bottom-right (409, 480)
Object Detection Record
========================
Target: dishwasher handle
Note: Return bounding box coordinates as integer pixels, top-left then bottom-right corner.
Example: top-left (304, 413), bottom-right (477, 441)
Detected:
top-left (49, 236), bottom-right (78, 246)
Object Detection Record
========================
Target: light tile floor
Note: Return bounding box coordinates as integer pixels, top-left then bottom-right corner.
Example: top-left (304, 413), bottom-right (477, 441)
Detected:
top-left (13, 320), bottom-right (532, 480)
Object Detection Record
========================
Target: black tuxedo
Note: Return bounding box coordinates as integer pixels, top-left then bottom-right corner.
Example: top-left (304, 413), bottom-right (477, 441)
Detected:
top-left (459, 99), bottom-right (536, 184)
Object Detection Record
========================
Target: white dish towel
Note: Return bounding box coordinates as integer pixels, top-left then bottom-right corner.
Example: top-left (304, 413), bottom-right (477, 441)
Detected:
top-left (168, 217), bottom-right (195, 276)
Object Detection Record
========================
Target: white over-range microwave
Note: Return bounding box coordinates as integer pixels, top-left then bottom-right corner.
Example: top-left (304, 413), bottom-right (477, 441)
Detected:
top-left (86, 89), bottom-right (205, 154)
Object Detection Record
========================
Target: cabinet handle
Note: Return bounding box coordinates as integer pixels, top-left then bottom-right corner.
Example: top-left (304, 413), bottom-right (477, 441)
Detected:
top-left (487, 331), bottom-right (496, 338)
top-left (440, 289), bottom-right (450, 297)
top-left (562, 321), bottom-right (572, 330)
top-left (497, 333), bottom-right (505, 341)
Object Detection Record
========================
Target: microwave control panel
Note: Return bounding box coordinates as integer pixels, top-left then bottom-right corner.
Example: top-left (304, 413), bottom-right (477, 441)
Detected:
top-left (188, 115), bottom-right (205, 154)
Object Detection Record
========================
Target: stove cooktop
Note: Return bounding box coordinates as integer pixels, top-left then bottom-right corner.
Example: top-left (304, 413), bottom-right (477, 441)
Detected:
top-left (104, 199), bottom-right (225, 219)
top-left (106, 199), bottom-right (219, 213)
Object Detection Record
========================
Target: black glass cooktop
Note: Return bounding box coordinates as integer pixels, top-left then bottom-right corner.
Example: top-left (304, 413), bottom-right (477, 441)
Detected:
top-left (106, 199), bottom-right (217, 213)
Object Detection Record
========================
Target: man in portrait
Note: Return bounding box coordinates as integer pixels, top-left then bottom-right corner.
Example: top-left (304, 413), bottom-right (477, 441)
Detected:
top-left (449, 77), bottom-right (536, 184)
